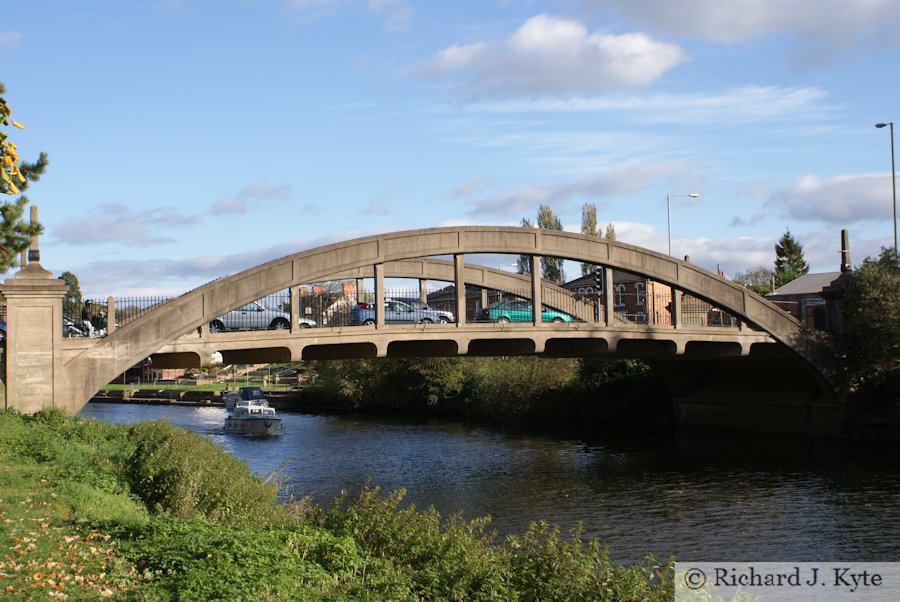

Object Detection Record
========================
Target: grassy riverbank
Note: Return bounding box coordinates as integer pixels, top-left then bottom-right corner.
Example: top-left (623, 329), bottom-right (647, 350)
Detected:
top-left (0, 409), bottom-right (672, 600)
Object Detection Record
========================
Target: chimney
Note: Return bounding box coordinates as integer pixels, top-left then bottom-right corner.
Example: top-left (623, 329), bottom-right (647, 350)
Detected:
top-left (840, 229), bottom-right (851, 273)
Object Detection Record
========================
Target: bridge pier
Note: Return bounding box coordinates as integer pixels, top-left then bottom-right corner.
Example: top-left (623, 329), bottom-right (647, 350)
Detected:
top-left (0, 254), bottom-right (68, 413)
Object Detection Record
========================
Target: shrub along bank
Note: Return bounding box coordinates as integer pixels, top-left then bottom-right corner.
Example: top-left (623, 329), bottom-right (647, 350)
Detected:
top-left (305, 357), bottom-right (673, 433)
top-left (0, 409), bottom-right (672, 600)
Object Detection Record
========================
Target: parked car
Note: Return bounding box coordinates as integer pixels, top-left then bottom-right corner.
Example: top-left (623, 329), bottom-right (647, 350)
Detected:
top-left (478, 300), bottom-right (574, 323)
top-left (210, 301), bottom-right (316, 332)
top-left (387, 297), bottom-right (430, 310)
top-left (0, 319), bottom-right (5, 344)
top-left (348, 299), bottom-right (455, 325)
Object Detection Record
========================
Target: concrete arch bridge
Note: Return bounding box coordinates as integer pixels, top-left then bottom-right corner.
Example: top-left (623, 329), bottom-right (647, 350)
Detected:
top-left (2, 226), bottom-right (839, 435)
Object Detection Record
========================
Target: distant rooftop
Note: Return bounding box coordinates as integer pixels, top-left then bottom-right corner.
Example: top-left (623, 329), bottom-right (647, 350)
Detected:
top-left (767, 272), bottom-right (841, 297)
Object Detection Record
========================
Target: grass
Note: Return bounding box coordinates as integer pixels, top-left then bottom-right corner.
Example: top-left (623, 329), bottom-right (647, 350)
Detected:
top-left (0, 408), bottom-right (674, 600)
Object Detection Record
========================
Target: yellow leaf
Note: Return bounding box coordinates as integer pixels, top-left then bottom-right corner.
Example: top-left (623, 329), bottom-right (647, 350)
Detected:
top-left (11, 120), bottom-right (24, 129)
top-left (8, 181), bottom-right (19, 194)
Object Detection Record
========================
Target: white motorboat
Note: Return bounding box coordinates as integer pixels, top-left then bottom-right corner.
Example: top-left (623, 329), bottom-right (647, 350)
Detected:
top-left (224, 397), bottom-right (283, 436)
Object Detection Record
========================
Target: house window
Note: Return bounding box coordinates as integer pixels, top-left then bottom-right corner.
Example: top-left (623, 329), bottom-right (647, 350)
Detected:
top-left (614, 284), bottom-right (625, 306)
top-left (635, 282), bottom-right (645, 306)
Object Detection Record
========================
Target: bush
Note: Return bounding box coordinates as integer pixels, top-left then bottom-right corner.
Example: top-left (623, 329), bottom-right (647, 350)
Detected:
top-left (325, 486), bottom-right (510, 601)
top-left (841, 247), bottom-right (900, 409)
top-left (118, 517), bottom-right (358, 601)
top-left (507, 521), bottom-right (672, 601)
top-left (126, 420), bottom-right (279, 523)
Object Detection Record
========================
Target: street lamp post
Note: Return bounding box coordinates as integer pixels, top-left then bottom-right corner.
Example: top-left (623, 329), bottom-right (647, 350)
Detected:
top-left (666, 192), bottom-right (700, 256)
top-left (875, 122), bottom-right (897, 252)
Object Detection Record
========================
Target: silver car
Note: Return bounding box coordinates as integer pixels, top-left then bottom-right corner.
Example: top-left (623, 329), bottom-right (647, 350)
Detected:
top-left (209, 301), bottom-right (317, 332)
top-left (348, 299), bottom-right (455, 325)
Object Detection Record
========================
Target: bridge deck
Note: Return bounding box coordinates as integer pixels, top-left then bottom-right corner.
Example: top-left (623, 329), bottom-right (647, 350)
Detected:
top-left (61, 322), bottom-right (775, 367)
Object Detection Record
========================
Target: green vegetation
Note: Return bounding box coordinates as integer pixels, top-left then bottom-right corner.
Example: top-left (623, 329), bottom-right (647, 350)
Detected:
top-left (774, 229), bottom-right (809, 287)
top-left (60, 270), bottom-right (82, 317)
top-left (1, 81), bottom-right (48, 271)
top-left (0, 409), bottom-right (673, 600)
top-left (307, 356), bottom-right (672, 432)
top-left (840, 247), bottom-right (900, 414)
top-left (732, 265), bottom-right (775, 296)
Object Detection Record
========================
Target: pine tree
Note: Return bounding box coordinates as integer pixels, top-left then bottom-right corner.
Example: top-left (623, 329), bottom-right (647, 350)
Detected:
top-left (580, 203), bottom-right (600, 276)
top-left (774, 229), bottom-right (809, 287)
top-left (537, 205), bottom-right (565, 284)
top-left (1, 82), bottom-right (48, 272)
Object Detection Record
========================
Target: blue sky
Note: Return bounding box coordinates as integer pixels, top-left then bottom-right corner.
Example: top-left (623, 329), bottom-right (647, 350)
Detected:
top-left (2, 0), bottom-right (899, 297)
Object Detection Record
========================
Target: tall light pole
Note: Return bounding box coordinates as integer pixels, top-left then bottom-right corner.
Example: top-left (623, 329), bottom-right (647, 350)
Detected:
top-left (875, 122), bottom-right (897, 252)
top-left (666, 192), bottom-right (700, 256)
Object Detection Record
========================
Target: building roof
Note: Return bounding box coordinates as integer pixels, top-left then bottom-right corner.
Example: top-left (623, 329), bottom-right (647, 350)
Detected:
top-left (563, 270), bottom-right (646, 288)
top-left (767, 272), bottom-right (841, 297)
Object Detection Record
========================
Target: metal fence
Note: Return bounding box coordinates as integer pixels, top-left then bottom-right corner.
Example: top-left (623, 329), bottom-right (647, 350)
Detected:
top-left (56, 284), bottom-right (741, 338)
top-left (63, 296), bottom-right (174, 338)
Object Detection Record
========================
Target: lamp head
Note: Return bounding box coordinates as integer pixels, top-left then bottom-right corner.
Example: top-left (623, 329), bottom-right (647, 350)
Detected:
top-left (688, 193), bottom-right (700, 198)
top-left (876, 122), bottom-right (889, 129)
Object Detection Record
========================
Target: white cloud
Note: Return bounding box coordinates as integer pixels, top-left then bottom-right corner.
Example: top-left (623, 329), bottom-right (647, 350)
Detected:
top-left (0, 31), bottom-right (22, 48)
top-left (766, 173), bottom-right (894, 224)
top-left (466, 163), bottom-right (691, 217)
top-left (586, 0), bottom-right (900, 62)
top-left (416, 14), bottom-right (684, 99)
top-left (462, 86), bottom-right (833, 123)
top-left (210, 181), bottom-right (292, 215)
top-left (51, 203), bottom-right (198, 246)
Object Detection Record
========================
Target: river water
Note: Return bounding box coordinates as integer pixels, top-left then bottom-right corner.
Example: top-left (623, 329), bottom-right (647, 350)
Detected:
top-left (79, 402), bottom-right (900, 564)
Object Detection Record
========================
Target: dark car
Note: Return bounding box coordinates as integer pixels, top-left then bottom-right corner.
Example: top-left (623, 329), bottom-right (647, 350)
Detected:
top-left (0, 319), bottom-right (5, 344)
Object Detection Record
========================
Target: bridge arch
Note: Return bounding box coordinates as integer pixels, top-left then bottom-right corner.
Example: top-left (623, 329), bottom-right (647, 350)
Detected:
top-left (61, 226), bottom-right (830, 415)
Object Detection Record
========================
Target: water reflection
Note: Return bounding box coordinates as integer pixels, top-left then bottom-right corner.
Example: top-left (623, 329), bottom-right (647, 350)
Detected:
top-left (79, 402), bottom-right (900, 563)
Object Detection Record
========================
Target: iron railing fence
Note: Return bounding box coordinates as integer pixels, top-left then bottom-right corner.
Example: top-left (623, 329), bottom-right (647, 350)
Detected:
top-left (57, 285), bottom-right (742, 338)
top-left (63, 296), bottom-right (174, 338)
top-left (682, 293), bottom-right (739, 327)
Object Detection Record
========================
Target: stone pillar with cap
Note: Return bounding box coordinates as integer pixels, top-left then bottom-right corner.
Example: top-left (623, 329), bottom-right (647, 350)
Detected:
top-left (0, 206), bottom-right (68, 413)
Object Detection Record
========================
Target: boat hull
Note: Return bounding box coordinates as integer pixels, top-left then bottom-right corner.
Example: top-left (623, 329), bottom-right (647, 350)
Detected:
top-left (224, 416), bottom-right (283, 436)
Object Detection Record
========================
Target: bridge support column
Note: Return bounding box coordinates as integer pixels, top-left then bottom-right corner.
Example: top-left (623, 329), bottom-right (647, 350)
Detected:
top-left (604, 267), bottom-right (614, 326)
top-left (671, 287), bottom-right (682, 328)
top-left (355, 278), bottom-right (365, 303)
top-left (289, 286), bottom-right (299, 332)
top-left (106, 296), bottom-right (116, 334)
top-left (454, 255), bottom-right (465, 325)
top-left (418, 278), bottom-right (428, 306)
top-left (374, 263), bottom-right (385, 328)
top-left (530, 255), bottom-right (541, 326)
top-left (0, 257), bottom-right (67, 413)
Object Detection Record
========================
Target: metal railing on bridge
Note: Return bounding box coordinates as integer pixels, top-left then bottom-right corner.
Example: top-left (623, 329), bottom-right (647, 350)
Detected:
top-left (60, 284), bottom-right (743, 339)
